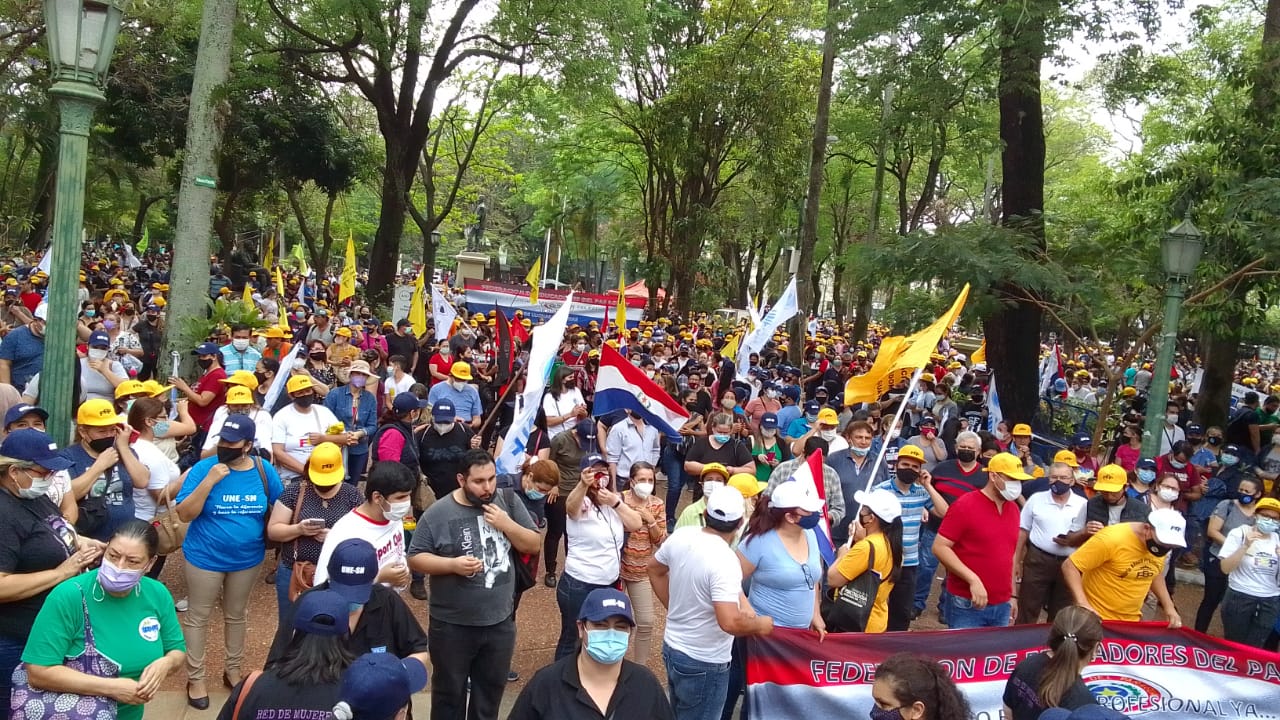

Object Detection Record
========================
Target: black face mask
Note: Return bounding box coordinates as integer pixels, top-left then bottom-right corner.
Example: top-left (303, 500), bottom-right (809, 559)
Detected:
top-left (145, 314), bottom-right (159, 323)
top-left (310, 352), bottom-right (326, 361)
top-left (254, 371), bottom-right (268, 385)
top-left (896, 467), bottom-right (920, 485)
top-left (1050, 481), bottom-right (1072, 496)
top-left (956, 449), bottom-right (977, 463)
top-left (197, 358), bottom-right (214, 370)
top-left (216, 445), bottom-right (244, 464)
top-left (87, 437), bottom-right (115, 453)
top-left (465, 490), bottom-right (494, 506)
top-left (1207, 437), bottom-right (1223, 447)
top-left (293, 394), bottom-right (315, 409)
top-left (1146, 540), bottom-right (1171, 557)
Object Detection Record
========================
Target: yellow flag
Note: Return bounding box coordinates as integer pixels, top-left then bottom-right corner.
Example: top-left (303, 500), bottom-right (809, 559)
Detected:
top-left (408, 269), bottom-right (427, 337)
top-left (526, 257), bottom-right (541, 304)
top-left (721, 331), bottom-right (741, 364)
top-left (971, 339), bottom-right (986, 364)
top-left (615, 272), bottom-right (627, 337)
top-left (275, 267), bottom-right (289, 328)
top-left (339, 232), bottom-right (357, 303)
top-left (262, 232), bottom-right (274, 268)
top-left (842, 284), bottom-right (970, 404)
top-left (242, 283), bottom-right (253, 305)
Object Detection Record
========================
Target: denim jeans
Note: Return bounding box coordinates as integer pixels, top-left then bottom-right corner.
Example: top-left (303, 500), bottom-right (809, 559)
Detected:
top-left (1221, 588), bottom-right (1280, 648)
top-left (0, 633), bottom-right (26, 711)
top-left (914, 527), bottom-right (939, 611)
top-left (662, 445), bottom-right (686, 527)
top-left (663, 643), bottom-right (731, 720)
top-left (428, 617), bottom-right (515, 720)
top-left (555, 572), bottom-right (615, 660)
top-left (720, 638), bottom-right (748, 720)
top-left (275, 559), bottom-right (295, 629)
top-left (947, 594), bottom-right (1012, 629)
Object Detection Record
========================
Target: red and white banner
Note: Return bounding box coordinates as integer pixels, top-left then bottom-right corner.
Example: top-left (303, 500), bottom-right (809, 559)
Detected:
top-left (747, 624), bottom-right (1280, 719)
top-left (463, 280), bottom-right (645, 328)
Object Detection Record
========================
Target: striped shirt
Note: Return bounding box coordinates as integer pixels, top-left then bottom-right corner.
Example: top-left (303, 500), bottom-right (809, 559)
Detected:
top-left (875, 479), bottom-right (933, 567)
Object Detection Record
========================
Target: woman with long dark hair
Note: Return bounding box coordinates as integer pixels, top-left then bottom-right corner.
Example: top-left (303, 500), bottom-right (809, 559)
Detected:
top-left (542, 366), bottom-right (587, 438)
top-left (1002, 606), bottom-right (1104, 719)
top-left (217, 589), bottom-right (355, 720)
top-left (826, 488), bottom-right (903, 634)
top-left (872, 653), bottom-right (972, 720)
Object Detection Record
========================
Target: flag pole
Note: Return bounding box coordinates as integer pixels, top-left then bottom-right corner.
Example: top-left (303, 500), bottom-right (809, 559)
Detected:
top-left (477, 364), bottom-right (529, 448)
top-left (845, 365), bottom-right (927, 540)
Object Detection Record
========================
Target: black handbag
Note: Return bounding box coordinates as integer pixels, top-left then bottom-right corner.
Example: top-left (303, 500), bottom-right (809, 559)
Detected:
top-left (503, 489), bottom-right (538, 594)
top-left (822, 541), bottom-right (882, 633)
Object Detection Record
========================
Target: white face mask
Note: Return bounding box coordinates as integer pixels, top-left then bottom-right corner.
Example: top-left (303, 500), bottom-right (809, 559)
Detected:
top-left (819, 429), bottom-right (837, 442)
top-left (88, 348), bottom-right (108, 361)
top-left (703, 481), bottom-right (724, 498)
top-left (15, 470), bottom-right (52, 500)
top-left (434, 422), bottom-right (455, 435)
top-left (1158, 488), bottom-right (1180, 503)
top-left (232, 338), bottom-right (250, 352)
top-left (383, 499), bottom-right (412, 521)
top-left (633, 482), bottom-right (654, 499)
top-left (999, 479), bottom-right (1022, 501)
top-left (762, 428), bottom-right (777, 438)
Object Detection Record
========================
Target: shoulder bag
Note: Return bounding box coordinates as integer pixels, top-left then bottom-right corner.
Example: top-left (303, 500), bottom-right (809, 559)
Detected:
top-left (231, 670), bottom-right (263, 720)
top-left (821, 541), bottom-right (882, 633)
top-left (9, 586), bottom-right (121, 720)
top-left (287, 483), bottom-right (316, 601)
top-left (152, 482), bottom-right (189, 556)
top-left (254, 458), bottom-right (277, 546)
top-left (503, 488), bottom-right (538, 594)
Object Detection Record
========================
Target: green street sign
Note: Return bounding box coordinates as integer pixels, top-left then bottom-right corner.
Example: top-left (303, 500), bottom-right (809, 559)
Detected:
top-left (194, 176), bottom-right (216, 189)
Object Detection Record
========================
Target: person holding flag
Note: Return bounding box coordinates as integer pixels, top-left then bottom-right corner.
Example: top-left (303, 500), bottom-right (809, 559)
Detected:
top-left (763, 437), bottom-right (845, 530)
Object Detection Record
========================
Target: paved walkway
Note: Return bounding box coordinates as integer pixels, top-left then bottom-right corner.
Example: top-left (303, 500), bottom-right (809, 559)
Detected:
top-left (143, 687), bottom-right (520, 719)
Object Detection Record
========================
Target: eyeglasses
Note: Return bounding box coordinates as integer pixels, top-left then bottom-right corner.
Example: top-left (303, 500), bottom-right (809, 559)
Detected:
top-left (800, 563), bottom-right (814, 590)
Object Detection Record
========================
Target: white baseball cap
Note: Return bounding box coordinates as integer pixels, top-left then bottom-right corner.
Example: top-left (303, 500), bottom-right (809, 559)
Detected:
top-left (706, 485), bottom-right (746, 523)
top-left (1148, 508), bottom-right (1187, 548)
top-left (854, 488), bottom-right (903, 523)
top-left (769, 481), bottom-right (824, 513)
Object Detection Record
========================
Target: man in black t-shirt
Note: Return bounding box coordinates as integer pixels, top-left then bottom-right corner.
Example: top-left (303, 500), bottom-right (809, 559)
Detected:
top-left (419, 400), bottom-right (479, 500)
top-left (386, 319), bottom-right (420, 378)
top-left (1225, 391), bottom-right (1263, 464)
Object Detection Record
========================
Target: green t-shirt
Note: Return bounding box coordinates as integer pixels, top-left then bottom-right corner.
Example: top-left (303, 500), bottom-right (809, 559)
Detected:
top-left (22, 571), bottom-right (185, 720)
top-left (1258, 409), bottom-right (1280, 445)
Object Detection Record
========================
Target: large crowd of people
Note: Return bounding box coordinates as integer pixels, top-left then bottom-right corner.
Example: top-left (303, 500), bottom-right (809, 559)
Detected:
top-left (0, 246), bottom-right (1275, 720)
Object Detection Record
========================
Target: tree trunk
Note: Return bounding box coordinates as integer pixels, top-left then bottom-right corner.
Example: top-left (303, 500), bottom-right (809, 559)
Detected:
top-left (367, 137), bottom-right (413, 307)
top-left (986, 0), bottom-right (1048, 424)
top-left (1197, 328), bottom-right (1241, 430)
top-left (166, 0), bottom-right (238, 376)
top-left (23, 135), bottom-right (56, 250)
top-left (791, 0), bottom-right (838, 364)
top-left (131, 194), bottom-right (164, 243)
top-left (852, 285), bottom-right (874, 343)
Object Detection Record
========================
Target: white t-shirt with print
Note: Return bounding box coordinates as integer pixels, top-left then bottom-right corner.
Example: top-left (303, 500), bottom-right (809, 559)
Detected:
top-left (1219, 525), bottom-right (1280, 597)
top-left (271, 404), bottom-right (340, 480)
top-left (132, 438), bottom-right (179, 521)
top-left (313, 508), bottom-right (406, 588)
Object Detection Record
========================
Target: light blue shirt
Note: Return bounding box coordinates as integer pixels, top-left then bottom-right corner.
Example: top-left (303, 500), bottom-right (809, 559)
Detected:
top-left (740, 530), bottom-right (821, 629)
top-left (177, 456), bottom-right (283, 572)
top-left (220, 342), bottom-right (263, 374)
top-left (427, 380), bottom-right (484, 422)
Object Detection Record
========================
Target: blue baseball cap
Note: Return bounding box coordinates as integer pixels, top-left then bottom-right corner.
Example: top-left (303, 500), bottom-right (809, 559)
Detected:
top-left (431, 400), bottom-right (455, 422)
top-left (804, 400), bottom-right (821, 415)
top-left (0, 429), bottom-right (72, 472)
top-left (782, 385), bottom-right (801, 402)
top-left (578, 587), bottom-right (635, 626)
top-left (580, 453), bottom-right (607, 470)
top-left (392, 392), bottom-right (428, 415)
top-left (1187, 423), bottom-right (1204, 436)
top-left (4, 403), bottom-right (48, 428)
top-left (87, 331), bottom-right (110, 348)
top-left (760, 412), bottom-right (779, 430)
top-left (326, 538), bottom-right (379, 605)
top-left (193, 341), bottom-right (220, 356)
top-left (1136, 458), bottom-right (1158, 472)
top-left (1072, 432), bottom-right (1093, 447)
top-left (338, 653), bottom-right (428, 720)
top-left (218, 417), bottom-right (256, 444)
top-left (292, 589), bottom-right (350, 638)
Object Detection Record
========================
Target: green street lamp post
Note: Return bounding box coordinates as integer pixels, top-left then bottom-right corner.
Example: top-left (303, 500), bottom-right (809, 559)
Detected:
top-left (1140, 216), bottom-right (1204, 460)
top-left (41, 0), bottom-right (122, 443)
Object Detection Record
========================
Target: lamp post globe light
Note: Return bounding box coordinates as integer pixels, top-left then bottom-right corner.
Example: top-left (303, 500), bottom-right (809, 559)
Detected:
top-left (41, 0), bottom-right (123, 443)
top-left (1140, 215), bottom-right (1205, 460)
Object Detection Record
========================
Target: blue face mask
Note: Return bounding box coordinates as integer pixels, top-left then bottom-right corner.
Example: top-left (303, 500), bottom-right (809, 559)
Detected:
top-left (1239, 493), bottom-right (1255, 505)
top-left (851, 446), bottom-right (870, 457)
top-left (525, 487), bottom-right (546, 501)
top-left (797, 512), bottom-right (821, 530)
top-left (1221, 454), bottom-right (1240, 466)
top-left (713, 434), bottom-right (731, 444)
top-left (1136, 469), bottom-right (1156, 484)
top-left (584, 628), bottom-right (629, 664)
top-left (1050, 481), bottom-right (1071, 496)
top-left (153, 420), bottom-right (171, 438)
top-left (1256, 517), bottom-right (1280, 535)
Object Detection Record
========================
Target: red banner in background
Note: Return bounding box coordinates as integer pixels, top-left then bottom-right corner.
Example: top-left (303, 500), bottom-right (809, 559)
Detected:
top-left (747, 624), bottom-right (1280, 719)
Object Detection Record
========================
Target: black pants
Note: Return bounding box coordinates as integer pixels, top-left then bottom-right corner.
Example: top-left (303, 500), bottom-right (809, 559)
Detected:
top-left (543, 495), bottom-right (567, 577)
top-left (428, 617), bottom-right (515, 720)
top-left (1195, 555), bottom-right (1229, 633)
top-left (1017, 546), bottom-right (1070, 624)
top-left (886, 566), bottom-right (918, 631)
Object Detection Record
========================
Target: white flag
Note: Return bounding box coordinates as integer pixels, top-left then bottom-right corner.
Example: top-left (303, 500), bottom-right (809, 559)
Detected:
top-left (495, 293), bottom-right (574, 474)
top-left (123, 245), bottom-right (142, 268)
top-left (430, 284), bottom-right (457, 342)
top-left (262, 342), bottom-right (304, 412)
top-left (36, 248), bottom-right (51, 274)
top-left (737, 276), bottom-right (799, 374)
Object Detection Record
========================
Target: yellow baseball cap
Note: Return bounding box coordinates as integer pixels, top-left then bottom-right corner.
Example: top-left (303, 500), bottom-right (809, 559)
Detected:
top-left (1052, 449), bottom-right (1078, 468)
top-left (141, 380), bottom-right (172, 397)
top-left (1011, 423), bottom-right (1033, 436)
top-left (817, 408), bottom-right (839, 425)
top-left (701, 462), bottom-right (730, 480)
top-left (221, 370), bottom-right (260, 391)
top-left (76, 399), bottom-right (124, 427)
top-left (1093, 464), bottom-right (1128, 493)
top-left (225, 386), bottom-right (254, 405)
top-left (114, 380), bottom-right (147, 399)
top-left (897, 444), bottom-right (925, 462)
top-left (286, 375), bottom-right (315, 394)
top-left (728, 473), bottom-right (766, 498)
top-left (307, 442), bottom-right (345, 487)
top-left (450, 363), bottom-right (473, 381)
top-left (986, 452), bottom-right (1032, 480)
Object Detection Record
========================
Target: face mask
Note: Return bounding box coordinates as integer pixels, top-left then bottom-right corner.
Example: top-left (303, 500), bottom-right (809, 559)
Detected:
top-left (293, 394), bottom-right (315, 409)
top-left (216, 445), bottom-right (244, 464)
top-left (145, 314), bottom-right (159, 323)
top-left (88, 436), bottom-right (115, 453)
top-left (1208, 437), bottom-right (1223, 447)
top-left (584, 628), bottom-right (629, 664)
top-left (152, 420), bottom-right (171, 438)
top-left (295, 311), bottom-right (306, 320)
top-left (1050, 481), bottom-right (1071, 496)
top-left (797, 512), bottom-right (821, 530)
top-left (350, 375), bottom-right (367, 388)
top-left (1146, 540), bottom-right (1171, 557)
top-left (713, 433), bottom-right (731, 445)
top-left (869, 707), bottom-right (904, 720)
top-left (1158, 488), bottom-right (1181, 503)
top-left (15, 471), bottom-right (52, 500)
top-left (1256, 517), bottom-right (1280, 535)
top-left (576, 344), bottom-right (587, 353)
top-left (383, 499), bottom-right (412, 521)
top-left (88, 347), bottom-right (110, 362)
top-left (434, 422), bottom-right (455, 436)
top-left (852, 445), bottom-right (869, 457)
top-left (1000, 479), bottom-right (1023, 501)
top-left (703, 481), bottom-right (724, 497)
top-left (633, 482), bottom-right (654, 499)
top-left (103, 320), bottom-right (118, 332)
top-left (805, 413), bottom-right (818, 422)
top-left (644, 370), bottom-right (655, 379)
top-left (895, 468), bottom-right (919, 485)
top-left (310, 352), bottom-right (326, 361)
top-left (1166, 413), bottom-right (1179, 424)
top-left (84, 309), bottom-right (96, 318)
top-left (1239, 493), bottom-right (1256, 505)
top-left (1168, 459), bottom-right (1186, 469)
top-left (765, 389), bottom-right (778, 399)
top-left (98, 558), bottom-right (145, 594)
top-left (1135, 469), bottom-right (1156, 484)
top-left (956, 449), bottom-right (977, 463)
top-left (819, 430), bottom-right (837, 442)
top-left (197, 358), bottom-right (214, 370)
top-left (525, 486), bottom-right (547, 501)
top-left (1221, 454), bottom-right (1239, 466)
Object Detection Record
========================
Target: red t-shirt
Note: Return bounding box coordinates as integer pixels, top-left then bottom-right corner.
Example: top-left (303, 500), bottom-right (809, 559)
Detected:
top-left (561, 350), bottom-right (586, 368)
top-left (1156, 454), bottom-right (1200, 512)
top-left (939, 489), bottom-right (1020, 604)
top-left (189, 367), bottom-right (227, 431)
top-left (428, 353), bottom-right (454, 386)
top-left (20, 291), bottom-right (42, 314)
